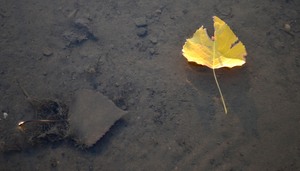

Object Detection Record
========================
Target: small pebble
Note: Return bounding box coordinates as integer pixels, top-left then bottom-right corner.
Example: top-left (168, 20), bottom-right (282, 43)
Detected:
top-left (283, 23), bottom-right (291, 32)
top-left (3, 112), bottom-right (8, 119)
top-left (149, 36), bottom-right (158, 44)
top-left (43, 48), bottom-right (53, 56)
top-left (155, 9), bottom-right (162, 15)
top-left (134, 17), bottom-right (147, 27)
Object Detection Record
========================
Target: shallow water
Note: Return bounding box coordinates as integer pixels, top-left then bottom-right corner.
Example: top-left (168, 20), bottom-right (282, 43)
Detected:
top-left (0, 0), bottom-right (300, 170)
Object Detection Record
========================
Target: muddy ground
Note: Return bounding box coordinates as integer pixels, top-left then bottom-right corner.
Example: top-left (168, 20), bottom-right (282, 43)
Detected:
top-left (0, 0), bottom-right (300, 170)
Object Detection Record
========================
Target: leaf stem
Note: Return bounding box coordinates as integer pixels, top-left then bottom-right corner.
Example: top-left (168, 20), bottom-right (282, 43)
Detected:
top-left (212, 68), bottom-right (227, 114)
top-left (212, 38), bottom-right (228, 114)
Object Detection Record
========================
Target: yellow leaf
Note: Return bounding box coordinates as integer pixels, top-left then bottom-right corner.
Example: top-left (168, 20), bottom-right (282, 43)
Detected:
top-left (182, 16), bottom-right (247, 69)
top-left (182, 16), bottom-right (247, 114)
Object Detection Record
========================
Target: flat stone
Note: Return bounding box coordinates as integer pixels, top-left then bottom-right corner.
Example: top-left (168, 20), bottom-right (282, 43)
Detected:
top-left (68, 89), bottom-right (127, 147)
